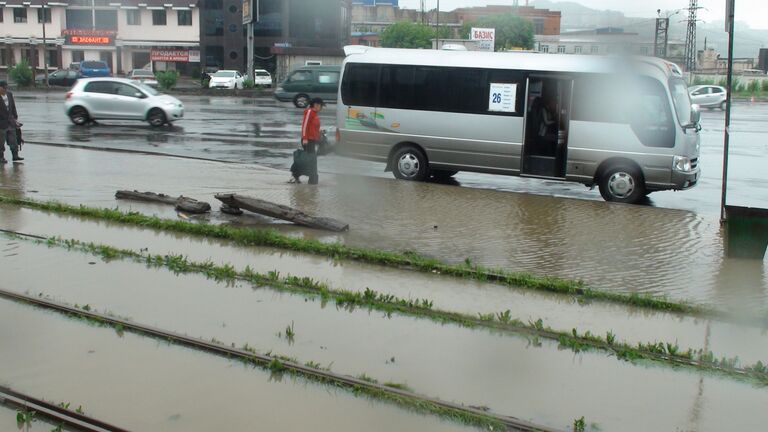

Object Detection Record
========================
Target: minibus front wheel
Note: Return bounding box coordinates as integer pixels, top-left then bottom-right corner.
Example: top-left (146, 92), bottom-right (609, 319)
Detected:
top-left (391, 145), bottom-right (429, 181)
top-left (598, 163), bottom-right (646, 204)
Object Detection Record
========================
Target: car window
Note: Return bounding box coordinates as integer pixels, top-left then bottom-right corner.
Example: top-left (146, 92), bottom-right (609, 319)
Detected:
top-left (115, 83), bottom-right (141, 97)
top-left (290, 70), bottom-right (312, 82)
top-left (50, 71), bottom-right (63, 78)
top-left (711, 87), bottom-right (724, 94)
top-left (317, 72), bottom-right (340, 84)
top-left (255, 72), bottom-right (270, 77)
top-left (691, 88), bottom-right (707, 96)
top-left (68, 71), bottom-right (78, 78)
top-left (84, 81), bottom-right (114, 94)
top-left (213, 71), bottom-right (235, 77)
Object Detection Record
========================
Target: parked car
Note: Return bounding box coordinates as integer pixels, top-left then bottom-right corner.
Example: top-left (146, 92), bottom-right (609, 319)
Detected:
top-left (68, 62), bottom-right (81, 72)
top-left (65, 78), bottom-right (184, 127)
top-left (208, 70), bottom-right (245, 89)
top-left (127, 69), bottom-right (159, 87)
top-left (79, 60), bottom-right (111, 77)
top-left (35, 69), bottom-right (81, 87)
top-left (689, 85), bottom-right (727, 110)
top-left (275, 65), bottom-right (341, 108)
top-left (253, 69), bottom-right (272, 87)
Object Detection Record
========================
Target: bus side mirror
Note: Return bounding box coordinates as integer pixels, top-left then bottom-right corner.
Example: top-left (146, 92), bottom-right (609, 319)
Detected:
top-left (691, 104), bottom-right (701, 125)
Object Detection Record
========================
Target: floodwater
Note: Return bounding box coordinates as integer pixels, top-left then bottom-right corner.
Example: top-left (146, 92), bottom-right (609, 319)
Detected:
top-left (2, 238), bottom-right (767, 431)
top-left (0, 300), bottom-right (478, 432)
top-left (2, 208), bottom-right (768, 366)
top-left (0, 404), bottom-right (65, 431)
top-left (1, 145), bottom-right (767, 313)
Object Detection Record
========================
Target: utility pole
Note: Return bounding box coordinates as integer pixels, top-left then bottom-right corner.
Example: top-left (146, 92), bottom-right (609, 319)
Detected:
top-left (721, 0), bottom-right (735, 222)
top-left (435, 0), bottom-right (440, 50)
top-left (654, 14), bottom-right (669, 59)
top-left (42, 0), bottom-right (49, 87)
top-left (420, 0), bottom-right (426, 25)
top-left (683, 0), bottom-right (699, 72)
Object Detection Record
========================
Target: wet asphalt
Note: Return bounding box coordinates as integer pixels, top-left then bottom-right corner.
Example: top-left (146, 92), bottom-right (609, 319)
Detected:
top-left (12, 92), bottom-right (768, 216)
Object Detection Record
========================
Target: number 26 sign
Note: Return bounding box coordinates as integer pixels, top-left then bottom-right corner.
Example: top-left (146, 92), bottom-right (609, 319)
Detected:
top-left (488, 83), bottom-right (517, 113)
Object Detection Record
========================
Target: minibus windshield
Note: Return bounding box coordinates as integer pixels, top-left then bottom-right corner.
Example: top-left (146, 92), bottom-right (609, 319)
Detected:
top-left (670, 78), bottom-right (693, 126)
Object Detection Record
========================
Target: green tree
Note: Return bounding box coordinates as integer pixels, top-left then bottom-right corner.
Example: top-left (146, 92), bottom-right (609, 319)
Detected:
top-left (9, 60), bottom-right (33, 87)
top-left (381, 22), bottom-right (451, 49)
top-left (461, 14), bottom-right (535, 51)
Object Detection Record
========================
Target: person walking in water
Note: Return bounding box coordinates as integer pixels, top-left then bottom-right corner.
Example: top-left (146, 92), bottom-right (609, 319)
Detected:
top-left (289, 98), bottom-right (325, 185)
top-left (0, 80), bottom-right (23, 164)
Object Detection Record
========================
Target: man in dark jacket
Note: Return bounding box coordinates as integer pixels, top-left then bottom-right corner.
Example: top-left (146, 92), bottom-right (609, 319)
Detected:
top-left (0, 80), bottom-right (23, 163)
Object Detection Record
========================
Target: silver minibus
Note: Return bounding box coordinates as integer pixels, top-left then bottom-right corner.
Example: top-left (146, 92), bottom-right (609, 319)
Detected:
top-left (336, 46), bottom-right (701, 204)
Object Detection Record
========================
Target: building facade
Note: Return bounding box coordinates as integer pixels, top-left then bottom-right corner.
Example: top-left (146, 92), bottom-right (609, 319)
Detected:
top-left (1, 0), bottom-right (200, 76)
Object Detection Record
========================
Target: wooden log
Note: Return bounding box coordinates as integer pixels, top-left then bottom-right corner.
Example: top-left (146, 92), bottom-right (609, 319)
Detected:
top-left (215, 193), bottom-right (349, 232)
top-left (115, 190), bottom-right (211, 214)
top-left (220, 204), bottom-right (244, 216)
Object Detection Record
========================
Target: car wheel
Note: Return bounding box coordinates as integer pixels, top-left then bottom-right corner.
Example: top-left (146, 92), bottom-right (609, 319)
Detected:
top-left (392, 145), bottom-right (429, 181)
top-left (148, 109), bottom-right (167, 127)
top-left (598, 163), bottom-right (645, 204)
top-left (431, 169), bottom-right (458, 179)
top-left (293, 94), bottom-right (310, 108)
top-left (720, 101), bottom-right (726, 111)
top-left (69, 106), bottom-right (90, 126)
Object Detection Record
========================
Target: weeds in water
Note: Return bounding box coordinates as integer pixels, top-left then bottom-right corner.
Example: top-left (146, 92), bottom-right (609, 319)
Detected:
top-left (356, 373), bottom-right (378, 384)
top-left (573, 416), bottom-right (586, 432)
top-left (383, 381), bottom-right (413, 392)
top-left (16, 408), bottom-right (36, 430)
top-left (496, 310), bottom-right (512, 324)
top-left (0, 195), bottom-right (719, 317)
top-left (267, 358), bottom-right (286, 373)
top-left (606, 331), bottom-right (616, 346)
top-left (284, 321), bottom-right (295, 343)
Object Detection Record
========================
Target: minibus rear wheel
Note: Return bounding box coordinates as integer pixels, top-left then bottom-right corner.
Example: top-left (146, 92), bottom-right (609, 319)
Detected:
top-left (598, 163), bottom-right (645, 204)
top-left (392, 146), bottom-right (429, 181)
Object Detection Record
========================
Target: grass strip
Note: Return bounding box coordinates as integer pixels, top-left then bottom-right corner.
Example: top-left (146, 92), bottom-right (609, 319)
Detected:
top-left (31, 235), bottom-right (768, 387)
top-left (0, 195), bottom-right (711, 317)
top-left (4, 290), bottom-right (513, 432)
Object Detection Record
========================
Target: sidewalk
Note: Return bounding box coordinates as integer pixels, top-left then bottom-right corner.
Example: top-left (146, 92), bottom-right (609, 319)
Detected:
top-left (0, 143), bottom-right (763, 312)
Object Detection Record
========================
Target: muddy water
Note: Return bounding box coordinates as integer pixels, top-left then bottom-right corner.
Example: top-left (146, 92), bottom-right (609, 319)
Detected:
top-left (2, 240), bottom-right (767, 431)
top-left (0, 300), bottom-right (477, 432)
top-left (3, 207), bottom-right (768, 365)
top-left (3, 145), bottom-right (768, 313)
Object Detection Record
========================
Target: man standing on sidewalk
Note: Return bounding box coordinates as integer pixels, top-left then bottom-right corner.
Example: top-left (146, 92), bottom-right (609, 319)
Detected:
top-left (290, 97), bottom-right (325, 185)
top-left (0, 80), bottom-right (23, 164)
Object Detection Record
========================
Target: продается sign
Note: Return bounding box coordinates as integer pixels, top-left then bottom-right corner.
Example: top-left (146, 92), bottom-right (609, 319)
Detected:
top-left (151, 49), bottom-right (191, 62)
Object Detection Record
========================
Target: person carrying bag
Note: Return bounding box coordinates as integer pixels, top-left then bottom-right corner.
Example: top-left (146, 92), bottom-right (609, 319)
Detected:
top-left (289, 98), bottom-right (326, 185)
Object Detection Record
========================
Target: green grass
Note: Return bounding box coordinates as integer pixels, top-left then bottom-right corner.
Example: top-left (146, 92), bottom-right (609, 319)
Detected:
top-left (23, 234), bottom-right (768, 387)
top-left (0, 195), bottom-right (714, 316)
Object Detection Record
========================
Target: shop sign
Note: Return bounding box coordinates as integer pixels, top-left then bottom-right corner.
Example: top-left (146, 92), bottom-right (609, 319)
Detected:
top-left (151, 49), bottom-right (191, 62)
top-left (67, 35), bottom-right (114, 45)
top-left (188, 50), bottom-right (201, 63)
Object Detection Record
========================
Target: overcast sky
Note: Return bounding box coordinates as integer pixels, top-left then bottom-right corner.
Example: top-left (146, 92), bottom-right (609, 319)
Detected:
top-left (399, 0), bottom-right (768, 30)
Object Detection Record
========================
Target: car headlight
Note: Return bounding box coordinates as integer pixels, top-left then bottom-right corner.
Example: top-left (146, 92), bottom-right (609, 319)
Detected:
top-left (673, 156), bottom-right (692, 172)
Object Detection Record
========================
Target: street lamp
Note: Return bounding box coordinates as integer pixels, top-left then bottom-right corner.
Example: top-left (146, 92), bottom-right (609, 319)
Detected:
top-left (42, 0), bottom-right (49, 87)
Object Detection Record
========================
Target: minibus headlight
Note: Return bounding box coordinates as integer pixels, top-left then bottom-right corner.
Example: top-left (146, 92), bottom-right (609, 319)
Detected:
top-left (673, 156), bottom-right (692, 172)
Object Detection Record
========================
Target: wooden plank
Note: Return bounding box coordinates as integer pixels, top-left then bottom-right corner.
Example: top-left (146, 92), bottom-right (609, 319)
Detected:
top-left (215, 193), bottom-right (349, 232)
top-left (115, 190), bottom-right (211, 214)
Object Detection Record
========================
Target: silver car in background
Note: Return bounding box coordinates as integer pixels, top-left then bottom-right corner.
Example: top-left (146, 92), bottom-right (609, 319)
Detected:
top-left (689, 85), bottom-right (727, 110)
top-left (65, 77), bottom-right (184, 127)
top-left (127, 69), bottom-right (159, 87)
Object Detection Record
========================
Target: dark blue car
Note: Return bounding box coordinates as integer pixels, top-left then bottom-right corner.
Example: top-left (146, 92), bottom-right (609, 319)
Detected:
top-left (79, 60), bottom-right (111, 77)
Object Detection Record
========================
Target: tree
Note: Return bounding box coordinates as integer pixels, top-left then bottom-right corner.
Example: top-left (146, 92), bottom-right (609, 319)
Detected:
top-left (461, 14), bottom-right (535, 51)
top-left (9, 60), bottom-right (33, 87)
top-left (381, 22), bottom-right (452, 49)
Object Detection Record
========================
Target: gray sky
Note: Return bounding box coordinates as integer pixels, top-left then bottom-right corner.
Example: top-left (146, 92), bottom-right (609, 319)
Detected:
top-left (399, 0), bottom-right (768, 30)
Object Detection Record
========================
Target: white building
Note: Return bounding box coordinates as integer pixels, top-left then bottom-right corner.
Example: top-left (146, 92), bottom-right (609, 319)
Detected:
top-left (0, 0), bottom-right (200, 76)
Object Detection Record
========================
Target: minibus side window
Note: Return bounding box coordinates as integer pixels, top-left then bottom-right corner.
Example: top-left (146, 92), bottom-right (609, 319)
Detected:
top-left (341, 64), bottom-right (379, 106)
top-left (380, 65), bottom-right (416, 109)
top-left (628, 77), bottom-right (675, 148)
top-left (572, 75), bottom-right (627, 124)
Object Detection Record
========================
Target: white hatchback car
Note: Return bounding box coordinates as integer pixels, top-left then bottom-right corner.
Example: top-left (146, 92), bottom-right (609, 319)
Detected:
top-left (65, 78), bottom-right (184, 127)
top-left (209, 70), bottom-right (245, 89)
top-left (253, 69), bottom-right (272, 87)
top-left (689, 85), bottom-right (727, 110)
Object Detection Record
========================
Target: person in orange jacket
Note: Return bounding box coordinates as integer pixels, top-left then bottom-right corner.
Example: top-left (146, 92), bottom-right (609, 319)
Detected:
top-left (289, 97), bottom-right (325, 184)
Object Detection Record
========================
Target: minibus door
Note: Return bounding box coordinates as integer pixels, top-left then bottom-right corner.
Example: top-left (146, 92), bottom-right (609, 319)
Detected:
top-left (522, 75), bottom-right (573, 179)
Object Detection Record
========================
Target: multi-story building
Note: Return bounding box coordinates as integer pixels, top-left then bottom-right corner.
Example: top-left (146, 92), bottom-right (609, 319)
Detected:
top-left (200, 0), bottom-right (351, 80)
top-left (1, 0), bottom-right (200, 76)
top-left (453, 5), bottom-right (561, 35)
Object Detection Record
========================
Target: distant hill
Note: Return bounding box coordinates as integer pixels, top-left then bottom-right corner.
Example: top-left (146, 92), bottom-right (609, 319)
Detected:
top-left (534, 0), bottom-right (766, 58)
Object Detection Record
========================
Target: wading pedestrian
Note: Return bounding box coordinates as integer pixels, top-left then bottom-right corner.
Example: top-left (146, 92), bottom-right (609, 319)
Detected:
top-left (289, 97), bottom-right (325, 185)
top-left (0, 81), bottom-right (23, 164)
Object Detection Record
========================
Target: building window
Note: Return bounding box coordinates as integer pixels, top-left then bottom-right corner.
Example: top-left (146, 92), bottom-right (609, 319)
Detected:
top-left (37, 7), bottom-right (52, 23)
top-left (532, 17), bottom-right (544, 35)
top-left (591, 45), bottom-right (599, 54)
top-left (127, 9), bottom-right (141, 25)
top-left (228, 5), bottom-right (237, 13)
top-left (540, 44), bottom-right (549, 53)
top-left (14, 8), bottom-right (28, 23)
top-left (557, 45), bottom-right (566, 54)
top-left (177, 10), bottom-right (192, 26)
top-left (21, 49), bottom-right (32, 63)
top-left (0, 50), bottom-right (8, 67)
top-left (72, 50), bottom-right (85, 63)
top-left (47, 49), bottom-right (59, 68)
top-left (574, 46), bottom-right (582, 54)
top-left (152, 9), bottom-right (167, 25)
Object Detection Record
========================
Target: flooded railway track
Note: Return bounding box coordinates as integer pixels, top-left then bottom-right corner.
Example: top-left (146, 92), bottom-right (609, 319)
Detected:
top-left (0, 385), bottom-right (129, 432)
top-left (0, 287), bottom-right (557, 432)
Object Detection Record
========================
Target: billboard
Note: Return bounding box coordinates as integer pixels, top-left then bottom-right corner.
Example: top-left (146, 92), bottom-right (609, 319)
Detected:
top-left (470, 27), bottom-right (495, 52)
top-left (243, 0), bottom-right (258, 25)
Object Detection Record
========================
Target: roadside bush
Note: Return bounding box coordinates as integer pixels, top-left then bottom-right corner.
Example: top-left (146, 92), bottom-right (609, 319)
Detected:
top-left (762, 79), bottom-right (768, 92)
top-left (716, 78), bottom-right (727, 87)
top-left (155, 70), bottom-right (179, 90)
top-left (190, 67), bottom-right (201, 80)
top-left (242, 78), bottom-right (255, 89)
top-left (747, 79), bottom-right (760, 94)
top-left (9, 60), bottom-right (33, 87)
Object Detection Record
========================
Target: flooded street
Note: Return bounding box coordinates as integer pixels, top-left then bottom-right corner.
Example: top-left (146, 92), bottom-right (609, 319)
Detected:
top-left (2, 91), bottom-right (767, 431)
